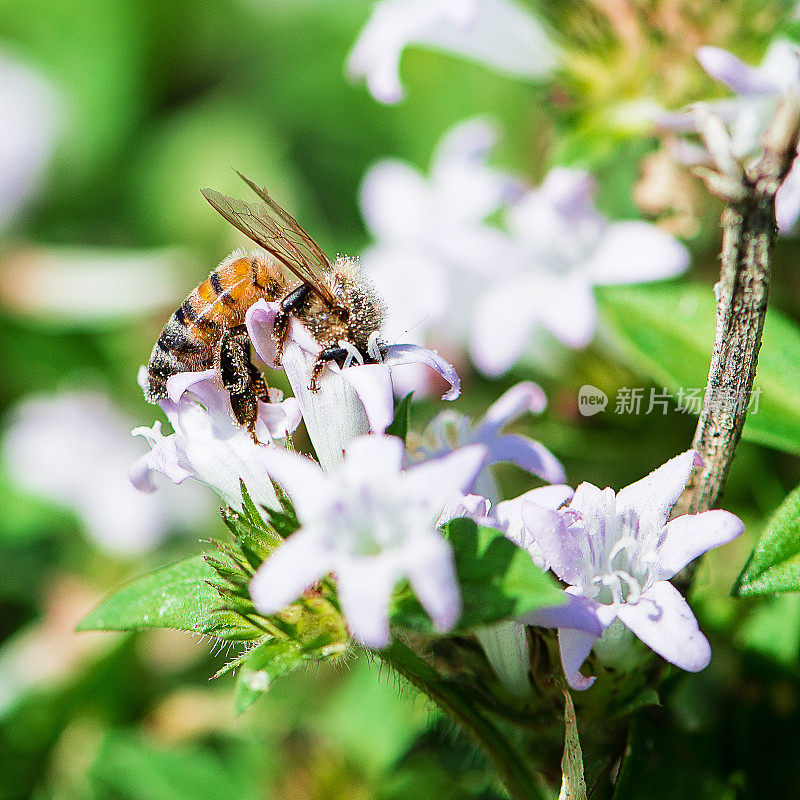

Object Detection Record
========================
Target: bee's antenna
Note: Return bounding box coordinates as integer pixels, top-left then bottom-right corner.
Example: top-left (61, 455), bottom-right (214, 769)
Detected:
top-left (392, 316), bottom-right (431, 345)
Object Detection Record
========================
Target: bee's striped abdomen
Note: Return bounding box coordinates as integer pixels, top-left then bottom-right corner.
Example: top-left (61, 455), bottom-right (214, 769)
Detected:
top-left (144, 250), bottom-right (287, 404)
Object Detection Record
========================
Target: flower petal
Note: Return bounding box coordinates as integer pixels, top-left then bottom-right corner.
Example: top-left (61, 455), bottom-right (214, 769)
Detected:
top-left (584, 221), bottom-right (689, 285)
top-left (131, 424), bottom-right (193, 487)
top-left (522, 500), bottom-right (583, 584)
top-left (616, 581), bottom-right (711, 672)
top-left (347, 0), bottom-right (556, 105)
top-left (249, 528), bottom-right (332, 614)
top-left (257, 446), bottom-right (334, 523)
top-left (777, 160), bottom-right (800, 234)
top-left (522, 484), bottom-right (574, 510)
top-left (415, 0), bottom-right (557, 81)
top-left (479, 381), bottom-right (547, 435)
top-left (256, 397), bottom-right (303, 440)
top-left (359, 160), bottom-right (431, 241)
top-left (141, 378), bottom-right (283, 510)
top-left (335, 557), bottom-right (399, 649)
top-left (341, 434), bottom-right (405, 487)
top-left (340, 363), bottom-right (395, 433)
top-left (0, 52), bottom-right (61, 226)
top-left (696, 46), bottom-right (779, 95)
top-left (469, 281), bottom-right (538, 377)
top-left (128, 451), bottom-right (159, 493)
top-left (569, 481), bottom-right (613, 523)
top-left (437, 493), bottom-right (492, 526)
top-left (558, 627), bottom-right (599, 690)
top-left (615, 449), bottom-right (701, 531)
top-left (431, 116), bottom-right (524, 223)
top-left (522, 592), bottom-right (605, 637)
top-left (166, 369), bottom-right (223, 408)
top-left (484, 432), bottom-right (566, 484)
top-left (492, 485), bottom-right (574, 565)
top-left (246, 300), bottom-right (319, 368)
top-left (382, 343), bottom-right (461, 400)
top-left (403, 444), bottom-right (487, 509)
top-left (405, 532), bottom-right (462, 632)
top-left (652, 509), bottom-right (744, 582)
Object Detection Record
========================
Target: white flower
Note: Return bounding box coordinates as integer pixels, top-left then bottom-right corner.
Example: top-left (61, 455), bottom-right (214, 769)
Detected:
top-left (0, 51), bottom-right (61, 228)
top-left (250, 435), bottom-right (487, 648)
top-left (410, 382), bottom-right (566, 501)
top-left (130, 368), bottom-right (301, 510)
top-left (246, 300), bottom-right (460, 471)
top-left (521, 450), bottom-right (744, 689)
top-left (470, 167), bottom-right (690, 376)
top-left (2, 390), bottom-right (211, 554)
top-left (347, 0), bottom-right (556, 104)
top-left (359, 117), bottom-right (520, 395)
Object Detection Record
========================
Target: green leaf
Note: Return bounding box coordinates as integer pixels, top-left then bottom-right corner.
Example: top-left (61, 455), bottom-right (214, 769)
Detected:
top-left (234, 640), bottom-right (305, 715)
top-left (392, 519), bottom-right (565, 634)
top-left (734, 485), bottom-right (800, 596)
top-left (386, 392), bottom-right (414, 444)
top-left (76, 555), bottom-right (221, 634)
top-left (598, 283), bottom-right (800, 456)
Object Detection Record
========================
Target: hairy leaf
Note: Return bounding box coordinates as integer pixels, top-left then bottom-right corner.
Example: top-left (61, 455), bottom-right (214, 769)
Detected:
top-left (77, 556), bottom-right (222, 634)
top-left (734, 485), bottom-right (800, 596)
top-left (234, 639), bottom-right (305, 715)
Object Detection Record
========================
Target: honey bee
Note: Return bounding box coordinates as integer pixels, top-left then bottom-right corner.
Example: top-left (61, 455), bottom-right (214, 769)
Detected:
top-left (144, 172), bottom-right (385, 435)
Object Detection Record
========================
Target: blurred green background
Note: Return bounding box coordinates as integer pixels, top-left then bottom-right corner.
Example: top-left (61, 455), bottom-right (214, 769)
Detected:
top-left (3, 0), bottom-right (800, 798)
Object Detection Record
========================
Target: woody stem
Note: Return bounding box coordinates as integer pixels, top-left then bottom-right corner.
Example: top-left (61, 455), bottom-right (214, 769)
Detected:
top-left (675, 95), bottom-right (800, 517)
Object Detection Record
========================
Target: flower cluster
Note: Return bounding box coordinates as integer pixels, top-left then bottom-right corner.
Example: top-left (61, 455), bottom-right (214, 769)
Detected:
top-left (131, 302), bottom-right (743, 691)
top-left (358, 119), bottom-right (689, 385)
top-left (125, 1), bottom-right (748, 696)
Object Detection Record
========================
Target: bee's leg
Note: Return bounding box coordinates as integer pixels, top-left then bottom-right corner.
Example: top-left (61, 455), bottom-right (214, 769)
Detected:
top-left (248, 360), bottom-right (271, 403)
top-left (230, 389), bottom-right (258, 440)
top-left (309, 346), bottom-right (349, 392)
top-left (274, 284), bottom-right (312, 362)
top-left (220, 327), bottom-right (259, 439)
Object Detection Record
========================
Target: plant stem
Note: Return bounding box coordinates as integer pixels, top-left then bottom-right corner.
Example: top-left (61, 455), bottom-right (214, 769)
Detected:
top-left (381, 638), bottom-right (548, 800)
top-left (675, 95), bottom-right (800, 516)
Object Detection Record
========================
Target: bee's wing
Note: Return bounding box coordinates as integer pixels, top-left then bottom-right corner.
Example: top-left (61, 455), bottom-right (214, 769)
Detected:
top-left (201, 182), bottom-right (336, 305)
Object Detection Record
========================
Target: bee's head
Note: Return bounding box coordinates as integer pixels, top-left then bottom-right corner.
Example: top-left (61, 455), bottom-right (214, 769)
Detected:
top-left (326, 256), bottom-right (385, 352)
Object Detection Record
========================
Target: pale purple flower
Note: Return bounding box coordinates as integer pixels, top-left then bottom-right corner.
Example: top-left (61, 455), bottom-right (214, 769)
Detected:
top-left (410, 382), bottom-right (565, 500)
top-left (359, 117), bottom-right (520, 394)
top-left (245, 299), bottom-right (460, 471)
top-left (659, 41), bottom-right (800, 232)
top-left (130, 368), bottom-right (301, 510)
top-left (2, 390), bottom-right (212, 554)
top-left (437, 484), bottom-right (573, 695)
top-left (521, 450), bottom-right (744, 690)
top-left (470, 168), bottom-right (690, 376)
top-left (347, 0), bottom-right (556, 104)
top-left (0, 51), bottom-right (61, 228)
top-left (250, 435), bottom-right (486, 649)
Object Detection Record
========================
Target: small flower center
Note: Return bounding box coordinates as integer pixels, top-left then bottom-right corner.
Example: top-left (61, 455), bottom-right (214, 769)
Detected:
top-left (569, 495), bottom-right (657, 606)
